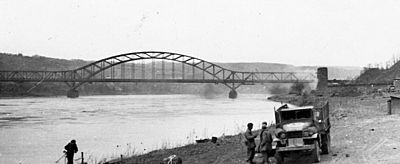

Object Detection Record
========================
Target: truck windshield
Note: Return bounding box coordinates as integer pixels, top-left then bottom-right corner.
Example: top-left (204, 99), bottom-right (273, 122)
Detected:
top-left (281, 109), bottom-right (312, 121)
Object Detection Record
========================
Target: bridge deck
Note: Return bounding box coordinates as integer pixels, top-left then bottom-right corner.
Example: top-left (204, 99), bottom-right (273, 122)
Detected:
top-left (0, 78), bottom-right (313, 84)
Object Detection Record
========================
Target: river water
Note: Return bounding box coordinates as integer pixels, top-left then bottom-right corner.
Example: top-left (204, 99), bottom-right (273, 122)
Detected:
top-left (0, 94), bottom-right (284, 164)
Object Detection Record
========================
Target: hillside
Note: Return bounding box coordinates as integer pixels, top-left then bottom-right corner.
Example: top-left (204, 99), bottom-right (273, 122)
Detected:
top-left (355, 60), bottom-right (400, 84)
top-left (0, 53), bottom-right (362, 97)
top-left (0, 53), bottom-right (89, 71)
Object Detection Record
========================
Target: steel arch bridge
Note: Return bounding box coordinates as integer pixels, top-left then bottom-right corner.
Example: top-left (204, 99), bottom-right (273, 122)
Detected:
top-left (0, 51), bottom-right (316, 98)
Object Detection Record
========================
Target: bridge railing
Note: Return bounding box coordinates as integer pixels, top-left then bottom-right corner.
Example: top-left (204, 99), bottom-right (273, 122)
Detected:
top-left (0, 71), bottom-right (76, 82)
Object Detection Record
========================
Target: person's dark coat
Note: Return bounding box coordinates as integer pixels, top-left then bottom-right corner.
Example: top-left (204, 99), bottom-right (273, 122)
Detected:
top-left (259, 129), bottom-right (273, 152)
top-left (64, 141), bottom-right (78, 164)
top-left (245, 129), bottom-right (257, 149)
top-left (245, 128), bottom-right (258, 163)
top-left (64, 142), bottom-right (78, 155)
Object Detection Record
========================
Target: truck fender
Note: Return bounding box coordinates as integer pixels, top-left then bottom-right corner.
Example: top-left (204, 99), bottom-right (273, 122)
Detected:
top-left (272, 138), bottom-right (280, 150)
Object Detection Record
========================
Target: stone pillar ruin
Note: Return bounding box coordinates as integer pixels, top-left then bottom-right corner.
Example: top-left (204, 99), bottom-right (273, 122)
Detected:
top-left (317, 67), bottom-right (328, 91)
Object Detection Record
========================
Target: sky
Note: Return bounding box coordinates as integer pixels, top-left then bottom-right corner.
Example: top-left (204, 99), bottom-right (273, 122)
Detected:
top-left (1, 0), bottom-right (400, 67)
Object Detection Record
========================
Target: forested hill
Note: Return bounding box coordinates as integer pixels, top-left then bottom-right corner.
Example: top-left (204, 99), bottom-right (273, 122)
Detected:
top-left (0, 53), bottom-right (362, 97)
top-left (0, 53), bottom-right (90, 71)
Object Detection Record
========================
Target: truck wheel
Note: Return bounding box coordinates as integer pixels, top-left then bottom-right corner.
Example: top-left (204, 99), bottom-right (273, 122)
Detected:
top-left (275, 152), bottom-right (284, 164)
top-left (312, 140), bottom-right (321, 163)
top-left (321, 132), bottom-right (331, 154)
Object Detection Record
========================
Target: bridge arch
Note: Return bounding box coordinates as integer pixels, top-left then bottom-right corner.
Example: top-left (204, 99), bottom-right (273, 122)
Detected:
top-left (71, 51), bottom-right (243, 91)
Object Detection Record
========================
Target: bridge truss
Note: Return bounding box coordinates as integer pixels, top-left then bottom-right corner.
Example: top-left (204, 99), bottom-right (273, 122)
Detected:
top-left (0, 51), bottom-right (315, 98)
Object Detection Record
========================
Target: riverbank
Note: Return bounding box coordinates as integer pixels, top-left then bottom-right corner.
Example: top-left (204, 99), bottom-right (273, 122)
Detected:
top-left (103, 93), bottom-right (304, 164)
top-left (104, 93), bottom-right (399, 164)
top-left (106, 133), bottom-right (250, 164)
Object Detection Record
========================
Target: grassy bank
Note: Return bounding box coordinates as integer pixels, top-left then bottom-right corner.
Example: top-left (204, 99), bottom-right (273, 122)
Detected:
top-left (105, 134), bottom-right (248, 164)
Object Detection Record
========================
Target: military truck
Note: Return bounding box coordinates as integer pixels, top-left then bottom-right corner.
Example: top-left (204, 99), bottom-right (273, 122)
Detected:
top-left (273, 100), bottom-right (331, 163)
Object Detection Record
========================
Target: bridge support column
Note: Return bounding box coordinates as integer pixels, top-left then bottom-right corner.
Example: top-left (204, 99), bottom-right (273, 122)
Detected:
top-left (228, 89), bottom-right (238, 99)
top-left (67, 89), bottom-right (79, 98)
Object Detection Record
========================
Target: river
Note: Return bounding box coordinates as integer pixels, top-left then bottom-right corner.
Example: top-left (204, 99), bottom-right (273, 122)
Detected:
top-left (0, 94), bottom-right (284, 164)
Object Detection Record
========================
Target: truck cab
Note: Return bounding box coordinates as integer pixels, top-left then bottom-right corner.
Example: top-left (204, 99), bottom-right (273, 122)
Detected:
top-left (273, 101), bottom-right (331, 163)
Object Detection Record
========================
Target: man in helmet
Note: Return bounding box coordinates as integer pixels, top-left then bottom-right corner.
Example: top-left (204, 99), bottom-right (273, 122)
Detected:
top-left (64, 140), bottom-right (78, 164)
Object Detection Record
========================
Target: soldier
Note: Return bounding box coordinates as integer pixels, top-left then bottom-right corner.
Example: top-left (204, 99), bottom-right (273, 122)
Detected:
top-left (258, 122), bottom-right (273, 164)
top-left (245, 123), bottom-right (258, 164)
top-left (64, 140), bottom-right (78, 164)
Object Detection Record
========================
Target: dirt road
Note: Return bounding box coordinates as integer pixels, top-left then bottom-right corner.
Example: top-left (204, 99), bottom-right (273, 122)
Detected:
top-left (283, 115), bottom-right (400, 164)
top-left (320, 114), bottom-right (400, 164)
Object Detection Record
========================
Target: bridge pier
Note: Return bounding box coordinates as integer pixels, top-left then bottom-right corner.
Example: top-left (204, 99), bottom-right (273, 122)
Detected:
top-left (228, 89), bottom-right (238, 99)
top-left (67, 89), bottom-right (79, 98)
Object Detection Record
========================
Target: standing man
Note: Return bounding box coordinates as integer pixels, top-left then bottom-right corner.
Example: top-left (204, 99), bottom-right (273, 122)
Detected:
top-left (259, 122), bottom-right (273, 164)
top-left (64, 140), bottom-right (78, 164)
top-left (245, 123), bottom-right (258, 164)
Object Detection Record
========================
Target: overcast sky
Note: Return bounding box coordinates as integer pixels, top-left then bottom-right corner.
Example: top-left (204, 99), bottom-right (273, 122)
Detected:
top-left (1, 0), bottom-right (400, 67)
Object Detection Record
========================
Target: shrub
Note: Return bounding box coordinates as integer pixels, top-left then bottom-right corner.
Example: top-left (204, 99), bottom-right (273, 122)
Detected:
top-left (289, 83), bottom-right (305, 95)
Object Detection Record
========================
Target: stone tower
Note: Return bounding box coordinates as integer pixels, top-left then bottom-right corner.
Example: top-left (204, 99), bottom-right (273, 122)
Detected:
top-left (317, 67), bottom-right (328, 90)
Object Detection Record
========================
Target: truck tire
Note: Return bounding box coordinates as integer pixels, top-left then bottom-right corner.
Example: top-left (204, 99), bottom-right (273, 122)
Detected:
top-left (275, 152), bottom-right (284, 164)
top-left (321, 132), bottom-right (331, 154)
top-left (312, 140), bottom-right (321, 163)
